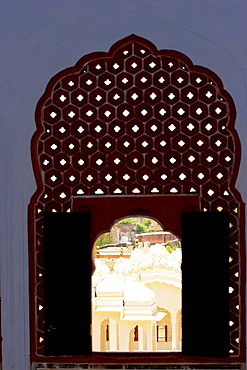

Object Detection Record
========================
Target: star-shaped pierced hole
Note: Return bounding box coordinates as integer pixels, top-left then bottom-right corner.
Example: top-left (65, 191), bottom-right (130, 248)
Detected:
top-left (114, 126), bottom-right (121, 132)
top-left (187, 123), bottom-right (194, 131)
top-left (179, 173), bottom-right (186, 181)
top-left (60, 159), bottom-right (66, 166)
top-left (95, 125), bottom-right (102, 133)
top-left (177, 108), bottom-right (185, 116)
top-left (149, 62), bottom-right (156, 68)
top-left (205, 123), bottom-right (212, 131)
top-left (123, 110), bottom-right (130, 117)
top-left (168, 124), bottom-right (176, 131)
top-left (59, 95), bottom-right (66, 102)
top-left (86, 110), bottom-right (93, 117)
top-left (78, 159), bottom-right (84, 166)
top-left (159, 108), bottom-right (166, 116)
top-left (131, 93), bottom-right (138, 100)
top-left (168, 93), bottom-right (175, 100)
top-left (215, 107), bottom-right (222, 114)
top-left (161, 174), bottom-right (167, 180)
top-left (104, 79), bottom-right (111, 86)
top-left (105, 174), bottom-right (112, 181)
top-left (207, 189), bottom-right (214, 196)
top-left (96, 159), bottom-right (104, 166)
top-left (68, 111), bottom-right (76, 118)
top-left (59, 127), bottom-right (66, 133)
top-left (132, 125), bottom-right (139, 132)
top-left (105, 142), bottom-right (111, 149)
top-left (95, 95), bottom-right (102, 102)
top-left (123, 174), bottom-right (130, 181)
top-left (77, 126), bottom-right (84, 133)
top-left (206, 156), bottom-right (213, 162)
top-left (178, 140), bottom-right (185, 147)
top-left (206, 91), bottom-right (213, 98)
top-left (152, 157), bottom-right (158, 164)
top-left (150, 92), bottom-right (157, 100)
top-left (77, 95), bottom-right (84, 101)
top-left (169, 157), bottom-right (176, 164)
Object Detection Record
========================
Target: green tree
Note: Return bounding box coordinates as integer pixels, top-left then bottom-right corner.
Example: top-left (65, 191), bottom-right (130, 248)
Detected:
top-left (95, 232), bottom-right (110, 247)
top-left (142, 218), bottom-right (152, 227)
top-left (117, 217), bottom-right (138, 225)
top-left (117, 217), bottom-right (152, 233)
top-left (135, 222), bottom-right (148, 234)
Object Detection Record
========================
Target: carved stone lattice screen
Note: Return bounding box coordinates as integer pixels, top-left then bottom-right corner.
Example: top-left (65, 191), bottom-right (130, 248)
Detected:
top-left (29, 35), bottom-right (245, 361)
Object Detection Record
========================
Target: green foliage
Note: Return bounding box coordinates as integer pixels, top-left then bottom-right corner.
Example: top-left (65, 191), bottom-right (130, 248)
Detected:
top-left (166, 241), bottom-right (177, 252)
top-left (135, 223), bottom-right (148, 234)
top-left (142, 218), bottom-right (152, 227)
top-left (165, 245), bottom-right (174, 253)
top-left (95, 232), bottom-right (110, 247)
top-left (117, 217), bottom-right (138, 225)
top-left (117, 217), bottom-right (152, 234)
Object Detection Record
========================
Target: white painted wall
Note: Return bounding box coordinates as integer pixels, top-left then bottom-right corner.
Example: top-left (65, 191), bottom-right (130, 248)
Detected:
top-left (0, 1), bottom-right (247, 368)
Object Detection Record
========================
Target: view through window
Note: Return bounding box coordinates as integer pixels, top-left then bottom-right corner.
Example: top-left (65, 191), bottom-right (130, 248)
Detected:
top-left (92, 217), bottom-right (182, 352)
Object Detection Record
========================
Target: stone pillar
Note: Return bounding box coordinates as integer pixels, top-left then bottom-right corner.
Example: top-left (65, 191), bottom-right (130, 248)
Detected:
top-left (152, 322), bottom-right (157, 351)
top-left (171, 313), bottom-right (177, 350)
top-left (146, 322), bottom-right (154, 351)
top-left (109, 318), bottom-right (118, 350)
top-left (119, 321), bottom-right (129, 351)
top-left (138, 326), bottom-right (144, 350)
top-left (92, 315), bottom-right (100, 351)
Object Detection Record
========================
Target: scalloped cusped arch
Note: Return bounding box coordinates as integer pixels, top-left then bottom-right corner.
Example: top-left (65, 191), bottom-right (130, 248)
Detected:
top-left (29, 35), bottom-right (245, 361)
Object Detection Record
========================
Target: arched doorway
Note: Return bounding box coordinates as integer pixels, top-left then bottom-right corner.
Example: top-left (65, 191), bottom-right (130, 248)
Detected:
top-left (129, 325), bottom-right (147, 351)
top-left (92, 216), bottom-right (181, 352)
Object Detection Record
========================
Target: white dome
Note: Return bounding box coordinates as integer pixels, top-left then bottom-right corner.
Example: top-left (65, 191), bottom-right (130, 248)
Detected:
top-left (96, 274), bottom-right (124, 297)
top-left (124, 278), bottom-right (156, 304)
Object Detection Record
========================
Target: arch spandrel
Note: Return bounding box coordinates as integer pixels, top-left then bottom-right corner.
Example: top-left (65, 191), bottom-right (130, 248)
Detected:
top-left (29, 34), bottom-right (245, 359)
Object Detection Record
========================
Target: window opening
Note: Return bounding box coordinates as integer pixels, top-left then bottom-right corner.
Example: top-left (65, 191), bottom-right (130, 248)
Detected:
top-left (92, 216), bottom-right (181, 352)
top-left (29, 34), bottom-right (245, 362)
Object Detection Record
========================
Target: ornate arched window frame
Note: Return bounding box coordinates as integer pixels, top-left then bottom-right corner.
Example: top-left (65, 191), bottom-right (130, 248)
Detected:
top-left (29, 35), bottom-right (245, 365)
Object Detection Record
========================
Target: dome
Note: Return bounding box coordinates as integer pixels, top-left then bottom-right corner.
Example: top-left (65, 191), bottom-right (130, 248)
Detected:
top-left (124, 278), bottom-right (156, 304)
top-left (96, 274), bottom-right (124, 297)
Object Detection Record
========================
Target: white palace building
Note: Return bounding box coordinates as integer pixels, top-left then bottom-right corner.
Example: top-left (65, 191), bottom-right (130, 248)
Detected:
top-left (92, 244), bottom-right (182, 352)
